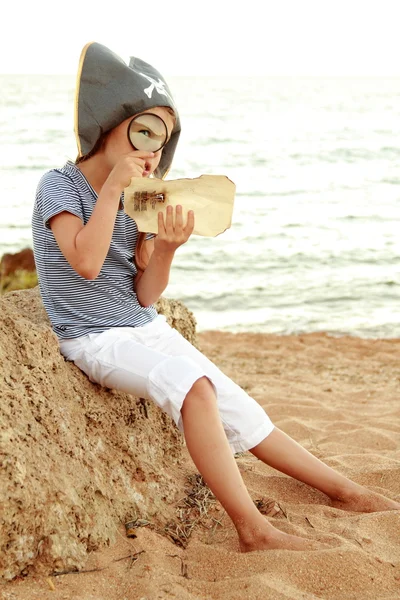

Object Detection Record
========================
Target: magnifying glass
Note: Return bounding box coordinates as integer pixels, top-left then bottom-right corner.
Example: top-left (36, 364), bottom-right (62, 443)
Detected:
top-left (127, 113), bottom-right (169, 153)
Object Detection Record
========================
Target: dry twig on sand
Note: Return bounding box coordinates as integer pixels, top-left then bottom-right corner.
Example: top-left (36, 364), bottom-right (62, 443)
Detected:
top-left (254, 497), bottom-right (284, 518)
top-left (161, 474), bottom-right (217, 548)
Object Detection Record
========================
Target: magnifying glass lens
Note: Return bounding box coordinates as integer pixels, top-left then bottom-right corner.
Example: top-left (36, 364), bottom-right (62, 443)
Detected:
top-left (128, 113), bottom-right (168, 152)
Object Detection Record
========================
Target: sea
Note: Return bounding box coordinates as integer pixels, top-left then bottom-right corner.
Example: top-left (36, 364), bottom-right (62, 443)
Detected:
top-left (1, 75), bottom-right (399, 338)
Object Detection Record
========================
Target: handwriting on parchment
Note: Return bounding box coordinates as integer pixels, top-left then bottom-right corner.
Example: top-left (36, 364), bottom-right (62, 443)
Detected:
top-left (133, 192), bottom-right (165, 211)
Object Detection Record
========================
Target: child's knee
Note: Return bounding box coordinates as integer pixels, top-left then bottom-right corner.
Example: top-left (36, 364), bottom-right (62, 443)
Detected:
top-left (146, 355), bottom-right (217, 428)
top-left (185, 376), bottom-right (216, 403)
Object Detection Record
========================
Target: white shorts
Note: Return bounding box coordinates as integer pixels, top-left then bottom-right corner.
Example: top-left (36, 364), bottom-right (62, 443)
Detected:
top-left (59, 314), bottom-right (274, 454)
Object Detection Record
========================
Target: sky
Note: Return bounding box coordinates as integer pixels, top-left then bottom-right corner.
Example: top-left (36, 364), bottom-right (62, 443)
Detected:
top-left (1, 0), bottom-right (399, 76)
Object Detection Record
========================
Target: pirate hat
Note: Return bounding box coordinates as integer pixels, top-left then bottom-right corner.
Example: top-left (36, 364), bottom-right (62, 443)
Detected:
top-left (74, 42), bottom-right (180, 179)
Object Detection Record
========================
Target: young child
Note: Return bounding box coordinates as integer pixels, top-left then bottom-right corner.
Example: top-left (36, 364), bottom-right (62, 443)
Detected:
top-left (32, 42), bottom-right (399, 554)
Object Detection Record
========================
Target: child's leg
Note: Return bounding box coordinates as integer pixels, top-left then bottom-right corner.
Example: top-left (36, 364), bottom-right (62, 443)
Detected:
top-left (249, 428), bottom-right (400, 512)
top-left (60, 321), bottom-right (398, 554)
top-left (61, 329), bottom-right (320, 551)
top-left (181, 376), bottom-right (321, 552)
top-left (137, 319), bottom-right (399, 515)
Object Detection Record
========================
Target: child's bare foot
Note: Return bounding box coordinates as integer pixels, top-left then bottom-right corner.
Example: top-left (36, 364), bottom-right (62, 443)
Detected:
top-left (331, 485), bottom-right (400, 513)
top-left (238, 525), bottom-right (322, 553)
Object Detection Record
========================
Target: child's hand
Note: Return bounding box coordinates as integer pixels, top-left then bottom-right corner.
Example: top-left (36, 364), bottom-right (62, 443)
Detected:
top-left (106, 151), bottom-right (155, 192)
top-left (155, 205), bottom-right (194, 253)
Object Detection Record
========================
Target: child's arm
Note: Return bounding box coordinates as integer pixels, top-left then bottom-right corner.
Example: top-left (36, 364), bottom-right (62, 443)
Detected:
top-left (49, 179), bottom-right (121, 279)
top-left (135, 205), bottom-right (194, 307)
top-left (134, 243), bottom-right (175, 307)
top-left (49, 151), bottom-right (154, 279)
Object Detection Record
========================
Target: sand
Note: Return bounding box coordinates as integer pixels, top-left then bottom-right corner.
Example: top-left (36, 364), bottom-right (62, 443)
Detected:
top-left (1, 329), bottom-right (400, 600)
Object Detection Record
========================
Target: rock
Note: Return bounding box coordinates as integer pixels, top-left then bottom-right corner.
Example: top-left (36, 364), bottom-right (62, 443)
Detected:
top-left (0, 248), bottom-right (36, 277)
top-left (155, 296), bottom-right (198, 347)
top-left (0, 248), bottom-right (37, 294)
top-left (0, 287), bottom-right (197, 580)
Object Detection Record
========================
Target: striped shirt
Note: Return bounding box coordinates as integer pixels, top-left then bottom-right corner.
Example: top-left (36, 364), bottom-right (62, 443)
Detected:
top-left (32, 160), bottom-right (157, 339)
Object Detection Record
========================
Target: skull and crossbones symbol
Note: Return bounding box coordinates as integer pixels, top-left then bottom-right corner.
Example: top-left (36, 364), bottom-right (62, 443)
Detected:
top-left (139, 73), bottom-right (174, 104)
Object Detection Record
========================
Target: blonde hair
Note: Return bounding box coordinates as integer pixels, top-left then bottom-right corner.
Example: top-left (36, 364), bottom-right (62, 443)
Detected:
top-left (76, 107), bottom-right (177, 272)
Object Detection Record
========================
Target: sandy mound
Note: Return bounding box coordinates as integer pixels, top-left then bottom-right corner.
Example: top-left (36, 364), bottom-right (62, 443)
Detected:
top-left (1, 295), bottom-right (400, 599)
top-left (0, 288), bottom-right (197, 581)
